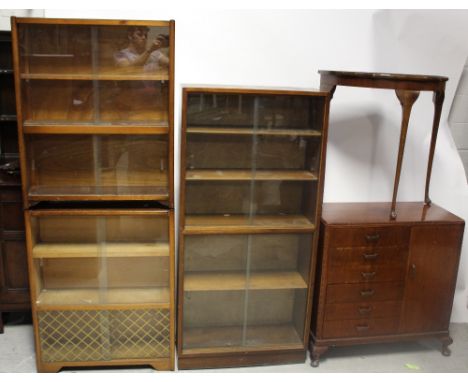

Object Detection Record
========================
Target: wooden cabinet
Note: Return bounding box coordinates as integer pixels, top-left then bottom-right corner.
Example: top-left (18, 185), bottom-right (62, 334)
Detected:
top-left (25, 207), bottom-right (174, 371)
top-left (0, 31), bottom-right (29, 333)
top-left (310, 202), bottom-right (464, 366)
top-left (177, 88), bottom-right (331, 369)
top-left (12, 18), bottom-right (175, 372)
top-left (12, 18), bottom-right (174, 208)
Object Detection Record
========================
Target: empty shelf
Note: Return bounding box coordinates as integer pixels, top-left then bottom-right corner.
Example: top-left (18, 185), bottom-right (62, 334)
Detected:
top-left (183, 324), bottom-right (303, 354)
top-left (186, 170), bottom-right (317, 181)
top-left (184, 271), bottom-right (307, 291)
top-left (184, 214), bottom-right (315, 234)
top-left (33, 242), bottom-right (170, 259)
top-left (36, 287), bottom-right (170, 306)
top-left (187, 127), bottom-right (321, 136)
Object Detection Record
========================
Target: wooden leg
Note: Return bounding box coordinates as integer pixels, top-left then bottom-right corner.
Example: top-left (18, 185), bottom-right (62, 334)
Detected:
top-left (424, 90), bottom-right (445, 205)
top-left (391, 90), bottom-right (420, 219)
top-left (311, 344), bottom-right (328, 367)
top-left (0, 312), bottom-right (4, 334)
top-left (440, 335), bottom-right (453, 356)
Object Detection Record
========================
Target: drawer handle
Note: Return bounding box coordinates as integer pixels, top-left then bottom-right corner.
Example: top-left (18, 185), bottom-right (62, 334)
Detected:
top-left (358, 306), bottom-right (373, 315)
top-left (363, 252), bottom-right (379, 260)
top-left (361, 271), bottom-right (376, 280)
top-left (360, 289), bottom-right (375, 297)
top-left (355, 324), bottom-right (370, 332)
top-left (365, 234), bottom-right (380, 242)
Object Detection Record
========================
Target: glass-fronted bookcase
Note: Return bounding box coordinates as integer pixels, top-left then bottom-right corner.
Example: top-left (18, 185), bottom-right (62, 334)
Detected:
top-left (12, 17), bottom-right (175, 372)
top-left (177, 88), bottom-right (330, 369)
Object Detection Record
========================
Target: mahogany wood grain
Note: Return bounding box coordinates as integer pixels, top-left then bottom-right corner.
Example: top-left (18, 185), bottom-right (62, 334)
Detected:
top-left (310, 202), bottom-right (464, 367)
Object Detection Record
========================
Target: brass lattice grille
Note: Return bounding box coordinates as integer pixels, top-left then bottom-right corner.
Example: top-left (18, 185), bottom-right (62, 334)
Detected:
top-left (38, 309), bottom-right (170, 363)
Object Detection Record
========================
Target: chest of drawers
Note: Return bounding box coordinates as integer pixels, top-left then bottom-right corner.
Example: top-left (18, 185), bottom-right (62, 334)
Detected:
top-left (310, 202), bottom-right (464, 366)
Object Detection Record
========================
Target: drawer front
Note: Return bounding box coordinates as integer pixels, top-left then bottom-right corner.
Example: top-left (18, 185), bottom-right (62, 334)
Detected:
top-left (327, 226), bottom-right (410, 248)
top-left (322, 317), bottom-right (399, 339)
top-left (326, 282), bottom-right (404, 304)
top-left (327, 264), bottom-right (405, 284)
top-left (324, 301), bottom-right (402, 321)
top-left (328, 246), bottom-right (408, 267)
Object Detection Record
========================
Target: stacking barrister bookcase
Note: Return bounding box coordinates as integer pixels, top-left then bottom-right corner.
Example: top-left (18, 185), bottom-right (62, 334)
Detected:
top-left (12, 17), bottom-right (175, 372)
top-left (177, 87), bottom-right (331, 369)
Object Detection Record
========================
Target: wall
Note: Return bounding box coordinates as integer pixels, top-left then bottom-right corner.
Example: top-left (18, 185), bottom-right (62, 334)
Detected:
top-left (8, 9), bottom-right (468, 322)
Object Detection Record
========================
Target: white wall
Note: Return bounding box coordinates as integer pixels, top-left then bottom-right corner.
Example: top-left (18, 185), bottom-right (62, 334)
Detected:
top-left (28, 9), bottom-right (468, 323)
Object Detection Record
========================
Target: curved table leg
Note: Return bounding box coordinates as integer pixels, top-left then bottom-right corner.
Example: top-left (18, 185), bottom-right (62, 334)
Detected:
top-left (391, 89), bottom-right (420, 219)
top-left (424, 90), bottom-right (445, 205)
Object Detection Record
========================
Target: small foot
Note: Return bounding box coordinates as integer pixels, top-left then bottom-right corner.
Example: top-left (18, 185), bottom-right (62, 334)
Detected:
top-left (425, 197), bottom-right (432, 206)
top-left (390, 210), bottom-right (397, 220)
top-left (311, 344), bottom-right (328, 368)
top-left (441, 335), bottom-right (453, 357)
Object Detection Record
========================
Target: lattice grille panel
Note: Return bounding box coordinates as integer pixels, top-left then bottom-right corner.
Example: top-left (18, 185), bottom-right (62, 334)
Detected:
top-left (110, 309), bottom-right (170, 359)
top-left (38, 308), bottom-right (170, 363)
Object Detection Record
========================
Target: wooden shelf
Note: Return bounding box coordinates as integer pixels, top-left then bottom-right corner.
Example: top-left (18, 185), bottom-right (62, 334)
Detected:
top-left (184, 214), bottom-right (315, 234)
top-left (23, 122), bottom-right (169, 135)
top-left (184, 271), bottom-right (307, 291)
top-left (36, 287), bottom-right (170, 306)
top-left (187, 127), bottom-right (321, 137)
top-left (20, 67), bottom-right (169, 81)
top-left (33, 242), bottom-right (169, 259)
top-left (28, 186), bottom-right (169, 202)
top-left (186, 170), bottom-right (317, 181)
top-left (183, 324), bottom-right (303, 354)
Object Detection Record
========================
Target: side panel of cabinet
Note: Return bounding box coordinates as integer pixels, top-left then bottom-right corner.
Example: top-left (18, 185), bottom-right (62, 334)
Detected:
top-left (400, 224), bottom-right (464, 333)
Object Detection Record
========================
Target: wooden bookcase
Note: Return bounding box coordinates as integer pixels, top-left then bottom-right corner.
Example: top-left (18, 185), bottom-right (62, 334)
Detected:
top-left (0, 30), bottom-right (30, 333)
top-left (12, 17), bottom-right (174, 208)
top-left (177, 87), bottom-right (331, 369)
top-left (11, 18), bottom-right (175, 372)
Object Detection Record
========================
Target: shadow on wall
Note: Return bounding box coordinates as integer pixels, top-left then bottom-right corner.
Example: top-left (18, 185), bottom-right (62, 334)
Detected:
top-left (325, 108), bottom-right (400, 201)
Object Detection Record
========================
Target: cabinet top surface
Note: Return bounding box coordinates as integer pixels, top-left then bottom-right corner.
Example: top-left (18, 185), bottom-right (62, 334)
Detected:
top-left (322, 202), bottom-right (463, 225)
top-left (13, 17), bottom-right (172, 26)
top-left (183, 86), bottom-right (329, 97)
top-left (319, 70), bottom-right (448, 83)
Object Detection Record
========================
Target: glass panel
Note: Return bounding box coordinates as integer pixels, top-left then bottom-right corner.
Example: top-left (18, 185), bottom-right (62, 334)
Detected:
top-left (245, 234), bottom-right (311, 347)
top-left (183, 235), bottom-right (248, 350)
top-left (18, 23), bottom-right (170, 126)
top-left (185, 92), bottom-right (323, 230)
top-left (182, 234), bottom-right (310, 351)
top-left (26, 135), bottom-right (168, 199)
top-left (31, 213), bottom-right (169, 306)
top-left (22, 79), bottom-right (168, 126)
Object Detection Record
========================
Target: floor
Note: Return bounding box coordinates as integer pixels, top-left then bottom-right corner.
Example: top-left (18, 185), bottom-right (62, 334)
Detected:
top-left (1, 313), bottom-right (467, 373)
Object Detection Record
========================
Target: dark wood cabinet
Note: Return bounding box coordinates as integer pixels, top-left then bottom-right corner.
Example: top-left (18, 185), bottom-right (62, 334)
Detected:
top-left (0, 31), bottom-right (29, 334)
top-left (310, 202), bottom-right (464, 366)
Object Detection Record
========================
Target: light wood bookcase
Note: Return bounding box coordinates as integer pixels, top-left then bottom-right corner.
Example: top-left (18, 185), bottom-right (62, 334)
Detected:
top-left (177, 87), bottom-right (331, 369)
top-left (12, 17), bottom-right (175, 372)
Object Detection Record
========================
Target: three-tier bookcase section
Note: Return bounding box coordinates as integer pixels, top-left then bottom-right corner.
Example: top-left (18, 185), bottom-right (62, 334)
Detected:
top-left (177, 87), bottom-right (331, 369)
top-left (12, 17), bottom-right (175, 372)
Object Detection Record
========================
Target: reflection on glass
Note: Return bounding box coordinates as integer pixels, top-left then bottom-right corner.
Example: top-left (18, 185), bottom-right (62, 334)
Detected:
top-left (26, 135), bottom-right (168, 199)
top-left (32, 214), bottom-right (170, 306)
top-left (182, 234), bottom-right (311, 351)
top-left (185, 93), bottom-right (322, 229)
top-left (18, 24), bottom-right (170, 125)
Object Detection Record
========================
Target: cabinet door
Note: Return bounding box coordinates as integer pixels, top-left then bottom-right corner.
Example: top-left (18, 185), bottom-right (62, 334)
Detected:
top-left (400, 224), bottom-right (464, 333)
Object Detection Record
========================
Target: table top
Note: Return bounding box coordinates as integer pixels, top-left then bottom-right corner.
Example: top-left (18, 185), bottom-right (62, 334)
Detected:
top-left (319, 70), bottom-right (448, 83)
